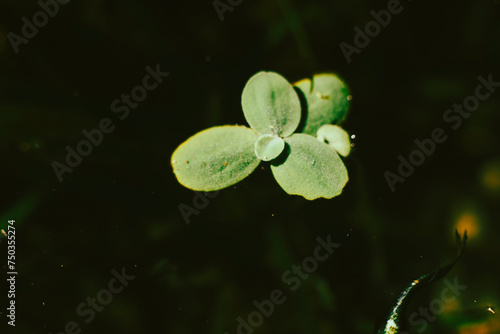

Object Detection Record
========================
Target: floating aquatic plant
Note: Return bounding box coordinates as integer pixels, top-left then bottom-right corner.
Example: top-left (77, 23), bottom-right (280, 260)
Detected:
top-left (171, 71), bottom-right (352, 200)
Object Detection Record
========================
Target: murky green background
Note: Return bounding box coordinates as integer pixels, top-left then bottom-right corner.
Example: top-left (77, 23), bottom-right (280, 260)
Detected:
top-left (1, 0), bottom-right (499, 333)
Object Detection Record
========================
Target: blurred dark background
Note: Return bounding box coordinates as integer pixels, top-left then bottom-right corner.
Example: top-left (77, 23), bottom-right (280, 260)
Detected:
top-left (1, 0), bottom-right (499, 333)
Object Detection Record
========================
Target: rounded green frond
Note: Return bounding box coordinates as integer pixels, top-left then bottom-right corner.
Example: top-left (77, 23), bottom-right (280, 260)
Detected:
top-left (317, 124), bottom-right (352, 157)
top-left (241, 71), bottom-right (301, 137)
top-left (294, 73), bottom-right (351, 135)
top-left (270, 134), bottom-right (348, 200)
top-left (255, 134), bottom-right (285, 161)
top-left (171, 125), bottom-right (260, 191)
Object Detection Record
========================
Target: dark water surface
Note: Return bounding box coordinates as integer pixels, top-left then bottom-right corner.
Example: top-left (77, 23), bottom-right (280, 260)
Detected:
top-left (1, 0), bottom-right (499, 333)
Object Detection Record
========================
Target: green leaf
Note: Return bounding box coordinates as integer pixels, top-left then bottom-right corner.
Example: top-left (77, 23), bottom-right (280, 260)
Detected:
top-left (241, 71), bottom-right (301, 137)
top-left (294, 73), bottom-right (351, 135)
top-left (255, 134), bottom-right (285, 161)
top-left (270, 134), bottom-right (348, 200)
top-left (171, 125), bottom-right (260, 191)
top-left (317, 124), bottom-right (351, 157)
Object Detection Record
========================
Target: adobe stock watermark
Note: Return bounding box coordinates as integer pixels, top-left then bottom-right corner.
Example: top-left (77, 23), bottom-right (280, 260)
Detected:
top-left (224, 234), bottom-right (340, 334)
top-left (339, 0), bottom-right (405, 64)
top-left (179, 191), bottom-right (220, 225)
top-left (179, 190), bottom-right (220, 225)
top-left (49, 267), bottom-right (135, 334)
top-left (8, 0), bottom-right (72, 54)
top-left (402, 276), bottom-right (467, 334)
top-left (51, 64), bottom-right (169, 183)
top-left (385, 73), bottom-right (500, 192)
top-left (213, 0), bottom-right (243, 22)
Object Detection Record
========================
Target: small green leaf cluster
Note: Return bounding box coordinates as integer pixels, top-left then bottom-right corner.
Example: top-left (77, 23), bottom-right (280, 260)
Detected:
top-left (171, 71), bottom-right (352, 200)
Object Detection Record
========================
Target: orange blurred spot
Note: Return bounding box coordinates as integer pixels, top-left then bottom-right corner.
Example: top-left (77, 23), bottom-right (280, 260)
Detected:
top-left (480, 161), bottom-right (500, 193)
top-left (483, 169), bottom-right (500, 189)
top-left (460, 318), bottom-right (500, 334)
top-left (460, 323), bottom-right (489, 334)
top-left (443, 299), bottom-right (460, 312)
top-left (455, 212), bottom-right (479, 239)
top-left (19, 142), bottom-right (31, 152)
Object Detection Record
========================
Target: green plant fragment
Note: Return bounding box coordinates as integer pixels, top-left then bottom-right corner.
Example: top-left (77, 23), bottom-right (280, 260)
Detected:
top-left (171, 125), bottom-right (260, 191)
top-left (294, 73), bottom-right (351, 135)
top-left (241, 71), bottom-right (301, 137)
top-left (317, 124), bottom-right (351, 157)
top-left (270, 134), bottom-right (348, 200)
top-left (255, 134), bottom-right (285, 161)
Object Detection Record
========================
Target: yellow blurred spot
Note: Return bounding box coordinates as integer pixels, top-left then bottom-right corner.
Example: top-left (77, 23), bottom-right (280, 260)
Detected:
top-left (347, 95), bottom-right (353, 101)
top-left (455, 212), bottom-right (479, 239)
top-left (487, 306), bottom-right (495, 314)
top-left (1, 229), bottom-right (6, 237)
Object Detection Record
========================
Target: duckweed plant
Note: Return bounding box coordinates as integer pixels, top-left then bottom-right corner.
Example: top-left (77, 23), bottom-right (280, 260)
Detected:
top-left (170, 72), bottom-right (470, 333)
top-left (171, 71), bottom-right (352, 200)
